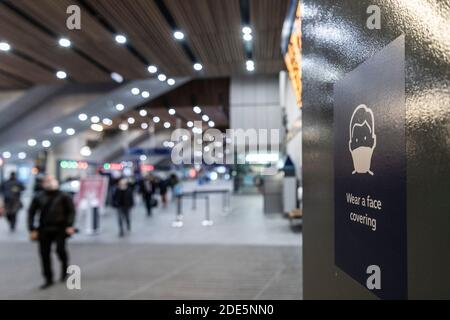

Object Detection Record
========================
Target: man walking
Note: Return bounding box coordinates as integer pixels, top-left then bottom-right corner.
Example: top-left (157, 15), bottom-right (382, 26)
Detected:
top-left (28, 175), bottom-right (76, 289)
top-left (1, 172), bottom-right (25, 232)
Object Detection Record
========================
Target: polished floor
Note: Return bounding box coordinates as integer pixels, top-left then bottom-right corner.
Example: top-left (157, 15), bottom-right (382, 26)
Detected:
top-left (0, 183), bottom-right (302, 299)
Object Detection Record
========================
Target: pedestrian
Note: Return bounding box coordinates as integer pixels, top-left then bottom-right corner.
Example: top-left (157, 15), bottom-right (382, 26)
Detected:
top-left (159, 177), bottom-right (168, 208)
top-left (140, 174), bottom-right (156, 217)
top-left (1, 172), bottom-right (25, 232)
top-left (28, 175), bottom-right (76, 289)
top-left (112, 178), bottom-right (134, 237)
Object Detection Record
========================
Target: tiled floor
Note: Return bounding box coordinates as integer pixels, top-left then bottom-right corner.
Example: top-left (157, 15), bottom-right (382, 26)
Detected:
top-left (0, 183), bottom-right (302, 299)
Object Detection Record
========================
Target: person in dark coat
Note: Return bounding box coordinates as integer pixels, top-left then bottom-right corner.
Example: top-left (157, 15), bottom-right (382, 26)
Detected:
top-left (112, 178), bottom-right (134, 237)
top-left (28, 175), bottom-right (76, 289)
top-left (139, 174), bottom-right (156, 217)
top-left (1, 172), bottom-right (25, 231)
top-left (159, 177), bottom-right (169, 208)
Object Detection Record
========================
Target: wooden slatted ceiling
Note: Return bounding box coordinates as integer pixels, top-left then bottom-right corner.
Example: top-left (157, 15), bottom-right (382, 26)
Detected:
top-left (0, 71), bottom-right (28, 89)
top-left (250, 0), bottom-right (289, 64)
top-left (0, 4), bottom-right (110, 83)
top-left (89, 0), bottom-right (193, 76)
top-left (164, 0), bottom-right (246, 76)
top-left (11, 0), bottom-right (148, 80)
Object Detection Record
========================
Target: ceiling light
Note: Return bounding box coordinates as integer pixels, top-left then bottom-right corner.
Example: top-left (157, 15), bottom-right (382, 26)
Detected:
top-left (18, 152), bottom-right (26, 160)
top-left (139, 109), bottom-right (147, 117)
top-left (147, 65), bottom-right (157, 74)
top-left (246, 60), bottom-right (255, 72)
top-left (115, 103), bottom-right (125, 111)
top-left (102, 118), bottom-right (113, 126)
top-left (187, 121), bottom-right (194, 128)
top-left (78, 113), bottom-right (88, 121)
top-left (119, 123), bottom-right (129, 131)
top-left (2, 151), bottom-right (11, 159)
top-left (141, 123), bottom-right (149, 130)
top-left (115, 34), bottom-right (127, 44)
top-left (53, 126), bottom-right (62, 134)
top-left (182, 135), bottom-right (189, 141)
top-left (202, 115), bottom-right (209, 122)
top-left (27, 139), bottom-right (37, 147)
top-left (111, 72), bottom-right (123, 83)
top-left (167, 78), bottom-right (175, 86)
top-left (80, 146), bottom-right (91, 157)
top-left (158, 74), bottom-right (167, 82)
top-left (0, 42), bottom-right (11, 51)
top-left (242, 26), bottom-right (252, 34)
top-left (193, 63), bottom-right (203, 71)
top-left (153, 116), bottom-right (160, 123)
top-left (164, 122), bottom-right (171, 128)
top-left (66, 128), bottom-right (76, 135)
top-left (140, 154), bottom-right (147, 161)
top-left (131, 87), bottom-right (140, 95)
top-left (193, 106), bottom-right (201, 114)
top-left (163, 141), bottom-right (169, 148)
top-left (168, 108), bottom-right (176, 115)
top-left (128, 117), bottom-right (135, 124)
top-left (91, 124), bottom-right (103, 132)
top-left (56, 71), bottom-right (67, 79)
top-left (90, 116), bottom-right (100, 123)
top-left (173, 31), bottom-right (185, 40)
top-left (208, 121), bottom-right (215, 127)
top-left (141, 91), bottom-right (150, 98)
top-left (243, 33), bottom-right (253, 41)
top-left (58, 38), bottom-right (71, 47)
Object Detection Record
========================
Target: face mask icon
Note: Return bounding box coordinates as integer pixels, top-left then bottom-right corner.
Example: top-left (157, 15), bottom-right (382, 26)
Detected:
top-left (348, 104), bottom-right (376, 175)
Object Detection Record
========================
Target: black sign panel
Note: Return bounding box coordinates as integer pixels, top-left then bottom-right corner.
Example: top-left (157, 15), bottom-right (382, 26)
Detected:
top-left (334, 35), bottom-right (406, 299)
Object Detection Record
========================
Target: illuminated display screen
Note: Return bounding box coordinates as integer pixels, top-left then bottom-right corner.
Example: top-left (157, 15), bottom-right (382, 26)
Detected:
top-left (284, 2), bottom-right (302, 108)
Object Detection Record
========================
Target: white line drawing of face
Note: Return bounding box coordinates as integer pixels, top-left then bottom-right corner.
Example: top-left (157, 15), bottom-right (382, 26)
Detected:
top-left (348, 104), bottom-right (377, 175)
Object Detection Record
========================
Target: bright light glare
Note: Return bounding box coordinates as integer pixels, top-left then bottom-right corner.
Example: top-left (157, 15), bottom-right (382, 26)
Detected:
top-left (245, 153), bottom-right (279, 164)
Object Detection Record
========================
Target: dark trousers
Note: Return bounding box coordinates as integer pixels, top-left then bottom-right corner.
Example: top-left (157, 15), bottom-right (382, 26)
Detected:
top-left (117, 207), bottom-right (131, 235)
top-left (5, 212), bottom-right (17, 231)
top-left (38, 229), bottom-right (68, 283)
top-left (143, 193), bottom-right (153, 216)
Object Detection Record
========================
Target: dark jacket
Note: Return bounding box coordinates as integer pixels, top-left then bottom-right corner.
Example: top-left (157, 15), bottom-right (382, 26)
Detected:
top-left (112, 187), bottom-right (134, 208)
top-left (139, 179), bottom-right (155, 196)
top-left (28, 190), bottom-right (75, 231)
top-left (2, 178), bottom-right (25, 202)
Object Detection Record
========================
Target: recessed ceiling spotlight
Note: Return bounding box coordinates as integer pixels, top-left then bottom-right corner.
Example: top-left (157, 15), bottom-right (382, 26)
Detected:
top-left (141, 123), bottom-right (149, 130)
top-left (0, 42), bottom-right (11, 51)
top-left (202, 115), bottom-right (209, 122)
top-left (27, 139), bottom-right (37, 147)
top-left (147, 65), bottom-right (158, 73)
top-left (102, 118), bottom-right (113, 126)
top-left (187, 121), bottom-right (194, 128)
top-left (153, 116), bottom-right (160, 123)
top-left (2, 151), bottom-right (11, 159)
top-left (78, 113), bottom-right (88, 121)
top-left (141, 91), bottom-right (150, 98)
top-left (158, 74), bottom-right (167, 82)
top-left (90, 116), bottom-right (100, 123)
top-left (193, 63), bottom-right (203, 71)
top-left (80, 146), bottom-right (91, 157)
top-left (163, 122), bottom-right (171, 129)
top-left (119, 123), bottom-right (129, 131)
top-left (243, 33), bottom-right (253, 41)
top-left (131, 87), bottom-right (140, 95)
top-left (91, 124), bottom-right (103, 132)
top-left (167, 78), bottom-right (175, 86)
top-left (242, 26), bottom-right (252, 34)
top-left (18, 152), bottom-right (27, 160)
top-left (53, 126), bottom-right (62, 134)
top-left (173, 31), bottom-right (185, 40)
top-left (66, 128), bottom-right (76, 135)
top-left (111, 72), bottom-right (123, 83)
top-left (139, 109), bottom-right (147, 117)
top-left (56, 71), bottom-right (67, 79)
top-left (58, 38), bottom-right (71, 48)
top-left (140, 154), bottom-right (147, 161)
top-left (246, 60), bottom-right (255, 72)
top-left (115, 34), bottom-right (127, 44)
top-left (193, 106), bottom-right (201, 114)
top-left (168, 108), bottom-right (176, 115)
top-left (127, 117), bottom-right (135, 124)
top-left (208, 121), bottom-right (215, 127)
top-left (115, 103), bottom-right (125, 111)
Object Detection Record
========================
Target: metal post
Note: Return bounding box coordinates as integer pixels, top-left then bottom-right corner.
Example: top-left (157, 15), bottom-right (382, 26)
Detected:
top-left (172, 195), bottom-right (183, 227)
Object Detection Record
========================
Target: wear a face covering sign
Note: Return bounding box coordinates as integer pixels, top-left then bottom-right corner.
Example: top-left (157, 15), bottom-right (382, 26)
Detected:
top-left (334, 35), bottom-right (406, 299)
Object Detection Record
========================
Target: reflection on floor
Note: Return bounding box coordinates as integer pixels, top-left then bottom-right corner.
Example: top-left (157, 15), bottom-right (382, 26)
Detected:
top-left (0, 187), bottom-right (302, 299)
